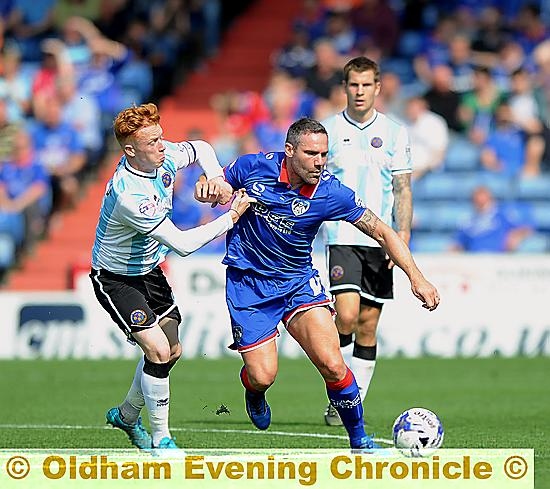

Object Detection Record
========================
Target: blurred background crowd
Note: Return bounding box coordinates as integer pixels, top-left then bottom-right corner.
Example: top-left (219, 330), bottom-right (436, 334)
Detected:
top-left (1, 0), bottom-right (550, 281)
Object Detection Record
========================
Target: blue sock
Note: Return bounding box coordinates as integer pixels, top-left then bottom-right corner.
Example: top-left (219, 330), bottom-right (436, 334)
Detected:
top-left (326, 367), bottom-right (367, 447)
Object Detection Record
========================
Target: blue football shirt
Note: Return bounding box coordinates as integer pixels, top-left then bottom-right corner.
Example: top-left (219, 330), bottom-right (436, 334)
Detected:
top-left (223, 151), bottom-right (367, 277)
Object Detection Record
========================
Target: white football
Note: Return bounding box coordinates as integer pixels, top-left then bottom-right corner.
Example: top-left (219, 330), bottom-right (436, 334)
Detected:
top-left (392, 407), bottom-right (444, 457)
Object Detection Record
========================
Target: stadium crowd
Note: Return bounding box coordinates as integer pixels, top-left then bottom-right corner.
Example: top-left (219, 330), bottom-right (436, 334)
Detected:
top-left (1, 0), bottom-right (550, 280)
top-left (0, 0), bottom-right (242, 278)
top-left (199, 0), bottom-right (550, 253)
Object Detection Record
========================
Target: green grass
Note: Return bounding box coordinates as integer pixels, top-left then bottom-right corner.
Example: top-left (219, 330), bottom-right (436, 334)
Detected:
top-left (0, 357), bottom-right (547, 486)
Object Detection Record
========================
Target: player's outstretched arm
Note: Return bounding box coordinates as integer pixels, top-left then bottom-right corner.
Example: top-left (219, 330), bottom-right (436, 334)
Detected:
top-left (150, 190), bottom-right (254, 257)
top-left (353, 208), bottom-right (440, 311)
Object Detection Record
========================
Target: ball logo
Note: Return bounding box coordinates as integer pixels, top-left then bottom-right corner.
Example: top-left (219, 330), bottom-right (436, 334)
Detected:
top-left (291, 198), bottom-right (310, 216)
top-left (138, 199), bottom-right (156, 217)
top-left (330, 265), bottom-right (344, 280)
top-left (130, 309), bottom-right (147, 325)
top-left (371, 137), bottom-right (383, 148)
top-left (162, 172), bottom-right (172, 188)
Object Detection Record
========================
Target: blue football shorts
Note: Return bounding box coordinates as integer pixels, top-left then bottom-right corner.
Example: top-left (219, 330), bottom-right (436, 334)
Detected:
top-left (226, 267), bottom-right (334, 353)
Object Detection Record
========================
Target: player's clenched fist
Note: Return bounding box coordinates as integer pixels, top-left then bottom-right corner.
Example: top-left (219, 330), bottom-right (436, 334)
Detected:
top-left (228, 189), bottom-right (256, 223)
top-left (194, 175), bottom-right (233, 206)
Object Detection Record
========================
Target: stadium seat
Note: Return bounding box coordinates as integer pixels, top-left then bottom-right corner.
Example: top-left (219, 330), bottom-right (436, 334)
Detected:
top-left (476, 173), bottom-right (515, 200)
top-left (515, 175), bottom-right (550, 200)
top-left (413, 172), bottom-right (479, 200)
top-left (413, 201), bottom-right (472, 231)
top-left (444, 136), bottom-right (480, 172)
top-left (515, 233), bottom-right (549, 253)
top-left (410, 231), bottom-right (454, 252)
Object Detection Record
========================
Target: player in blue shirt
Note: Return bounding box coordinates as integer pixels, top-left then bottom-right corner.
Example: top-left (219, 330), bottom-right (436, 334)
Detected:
top-left (201, 118), bottom-right (440, 450)
top-left (90, 103), bottom-right (254, 450)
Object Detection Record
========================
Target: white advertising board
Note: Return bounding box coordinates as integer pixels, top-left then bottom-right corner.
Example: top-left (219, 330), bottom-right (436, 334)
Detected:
top-left (0, 254), bottom-right (548, 359)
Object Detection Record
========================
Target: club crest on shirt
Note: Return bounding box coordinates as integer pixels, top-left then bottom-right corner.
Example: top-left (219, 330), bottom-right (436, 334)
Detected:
top-left (330, 265), bottom-right (344, 281)
top-left (138, 198), bottom-right (157, 217)
top-left (291, 198), bottom-right (310, 216)
top-left (370, 137), bottom-right (383, 148)
top-left (162, 172), bottom-right (172, 188)
top-left (130, 309), bottom-right (147, 325)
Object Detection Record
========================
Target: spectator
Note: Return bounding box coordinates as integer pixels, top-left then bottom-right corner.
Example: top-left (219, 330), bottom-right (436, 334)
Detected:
top-left (374, 70), bottom-right (406, 120)
top-left (28, 95), bottom-right (85, 213)
top-left (304, 38), bottom-right (343, 100)
top-left (5, 0), bottom-right (56, 62)
top-left (413, 16), bottom-right (457, 87)
top-left (423, 64), bottom-right (462, 132)
top-left (56, 74), bottom-right (103, 172)
top-left (480, 100), bottom-right (526, 177)
top-left (471, 6), bottom-right (509, 64)
top-left (31, 38), bottom-right (75, 118)
top-left (0, 128), bottom-right (50, 245)
top-left (350, 0), bottom-right (400, 57)
top-left (273, 25), bottom-right (316, 79)
top-left (447, 34), bottom-right (474, 94)
top-left (0, 45), bottom-right (32, 121)
top-left (323, 10), bottom-right (357, 55)
top-left (404, 95), bottom-right (449, 181)
top-left (458, 65), bottom-right (504, 145)
top-left (0, 97), bottom-right (20, 162)
top-left (451, 185), bottom-right (533, 252)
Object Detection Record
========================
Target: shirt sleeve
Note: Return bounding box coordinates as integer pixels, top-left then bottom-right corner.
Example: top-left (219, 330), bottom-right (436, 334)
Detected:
top-left (324, 175), bottom-right (367, 223)
top-left (223, 154), bottom-right (254, 190)
top-left (165, 139), bottom-right (224, 179)
top-left (391, 124), bottom-right (412, 174)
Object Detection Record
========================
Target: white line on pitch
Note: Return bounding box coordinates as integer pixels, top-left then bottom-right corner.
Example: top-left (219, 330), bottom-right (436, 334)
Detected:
top-left (0, 424), bottom-right (392, 445)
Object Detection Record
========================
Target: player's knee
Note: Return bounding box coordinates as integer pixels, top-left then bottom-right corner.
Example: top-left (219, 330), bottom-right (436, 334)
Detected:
top-left (356, 324), bottom-right (378, 345)
top-left (170, 342), bottom-right (182, 362)
top-left (248, 370), bottom-right (276, 391)
top-left (144, 343), bottom-right (171, 364)
top-left (320, 357), bottom-right (348, 383)
top-left (335, 311), bottom-right (358, 334)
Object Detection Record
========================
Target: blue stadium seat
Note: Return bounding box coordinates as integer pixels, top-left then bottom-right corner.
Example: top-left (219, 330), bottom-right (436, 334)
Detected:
top-left (410, 232), bottom-right (454, 252)
top-left (413, 172), bottom-right (479, 200)
top-left (413, 201), bottom-right (472, 231)
top-left (515, 233), bottom-right (549, 253)
top-left (515, 176), bottom-right (550, 200)
top-left (444, 136), bottom-right (480, 172)
top-left (476, 173), bottom-right (515, 200)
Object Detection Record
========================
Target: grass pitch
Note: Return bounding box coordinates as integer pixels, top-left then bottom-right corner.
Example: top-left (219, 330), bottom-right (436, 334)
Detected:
top-left (0, 357), bottom-right (547, 486)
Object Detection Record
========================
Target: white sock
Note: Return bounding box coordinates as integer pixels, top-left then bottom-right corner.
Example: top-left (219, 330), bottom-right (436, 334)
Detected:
top-left (341, 341), bottom-right (354, 367)
top-left (141, 371), bottom-right (171, 446)
top-left (119, 357), bottom-right (145, 425)
top-left (350, 357), bottom-right (376, 403)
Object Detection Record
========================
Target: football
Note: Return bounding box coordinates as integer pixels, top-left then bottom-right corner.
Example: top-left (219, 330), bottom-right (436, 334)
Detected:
top-left (392, 407), bottom-right (444, 457)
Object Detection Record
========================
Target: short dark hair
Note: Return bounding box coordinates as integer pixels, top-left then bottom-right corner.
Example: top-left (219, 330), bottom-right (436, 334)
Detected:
top-left (343, 56), bottom-right (380, 83)
top-left (286, 118), bottom-right (327, 148)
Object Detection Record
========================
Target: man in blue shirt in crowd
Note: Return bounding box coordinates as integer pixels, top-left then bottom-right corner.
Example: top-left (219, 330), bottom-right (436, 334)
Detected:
top-left (452, 185), bottom-right (533, 252)
top-left (200, 117), bottom-right (440, 450)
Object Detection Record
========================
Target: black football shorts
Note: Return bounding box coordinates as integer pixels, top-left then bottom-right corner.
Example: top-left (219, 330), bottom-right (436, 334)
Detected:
top-left (327, 245), bottom-right (393, 307)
